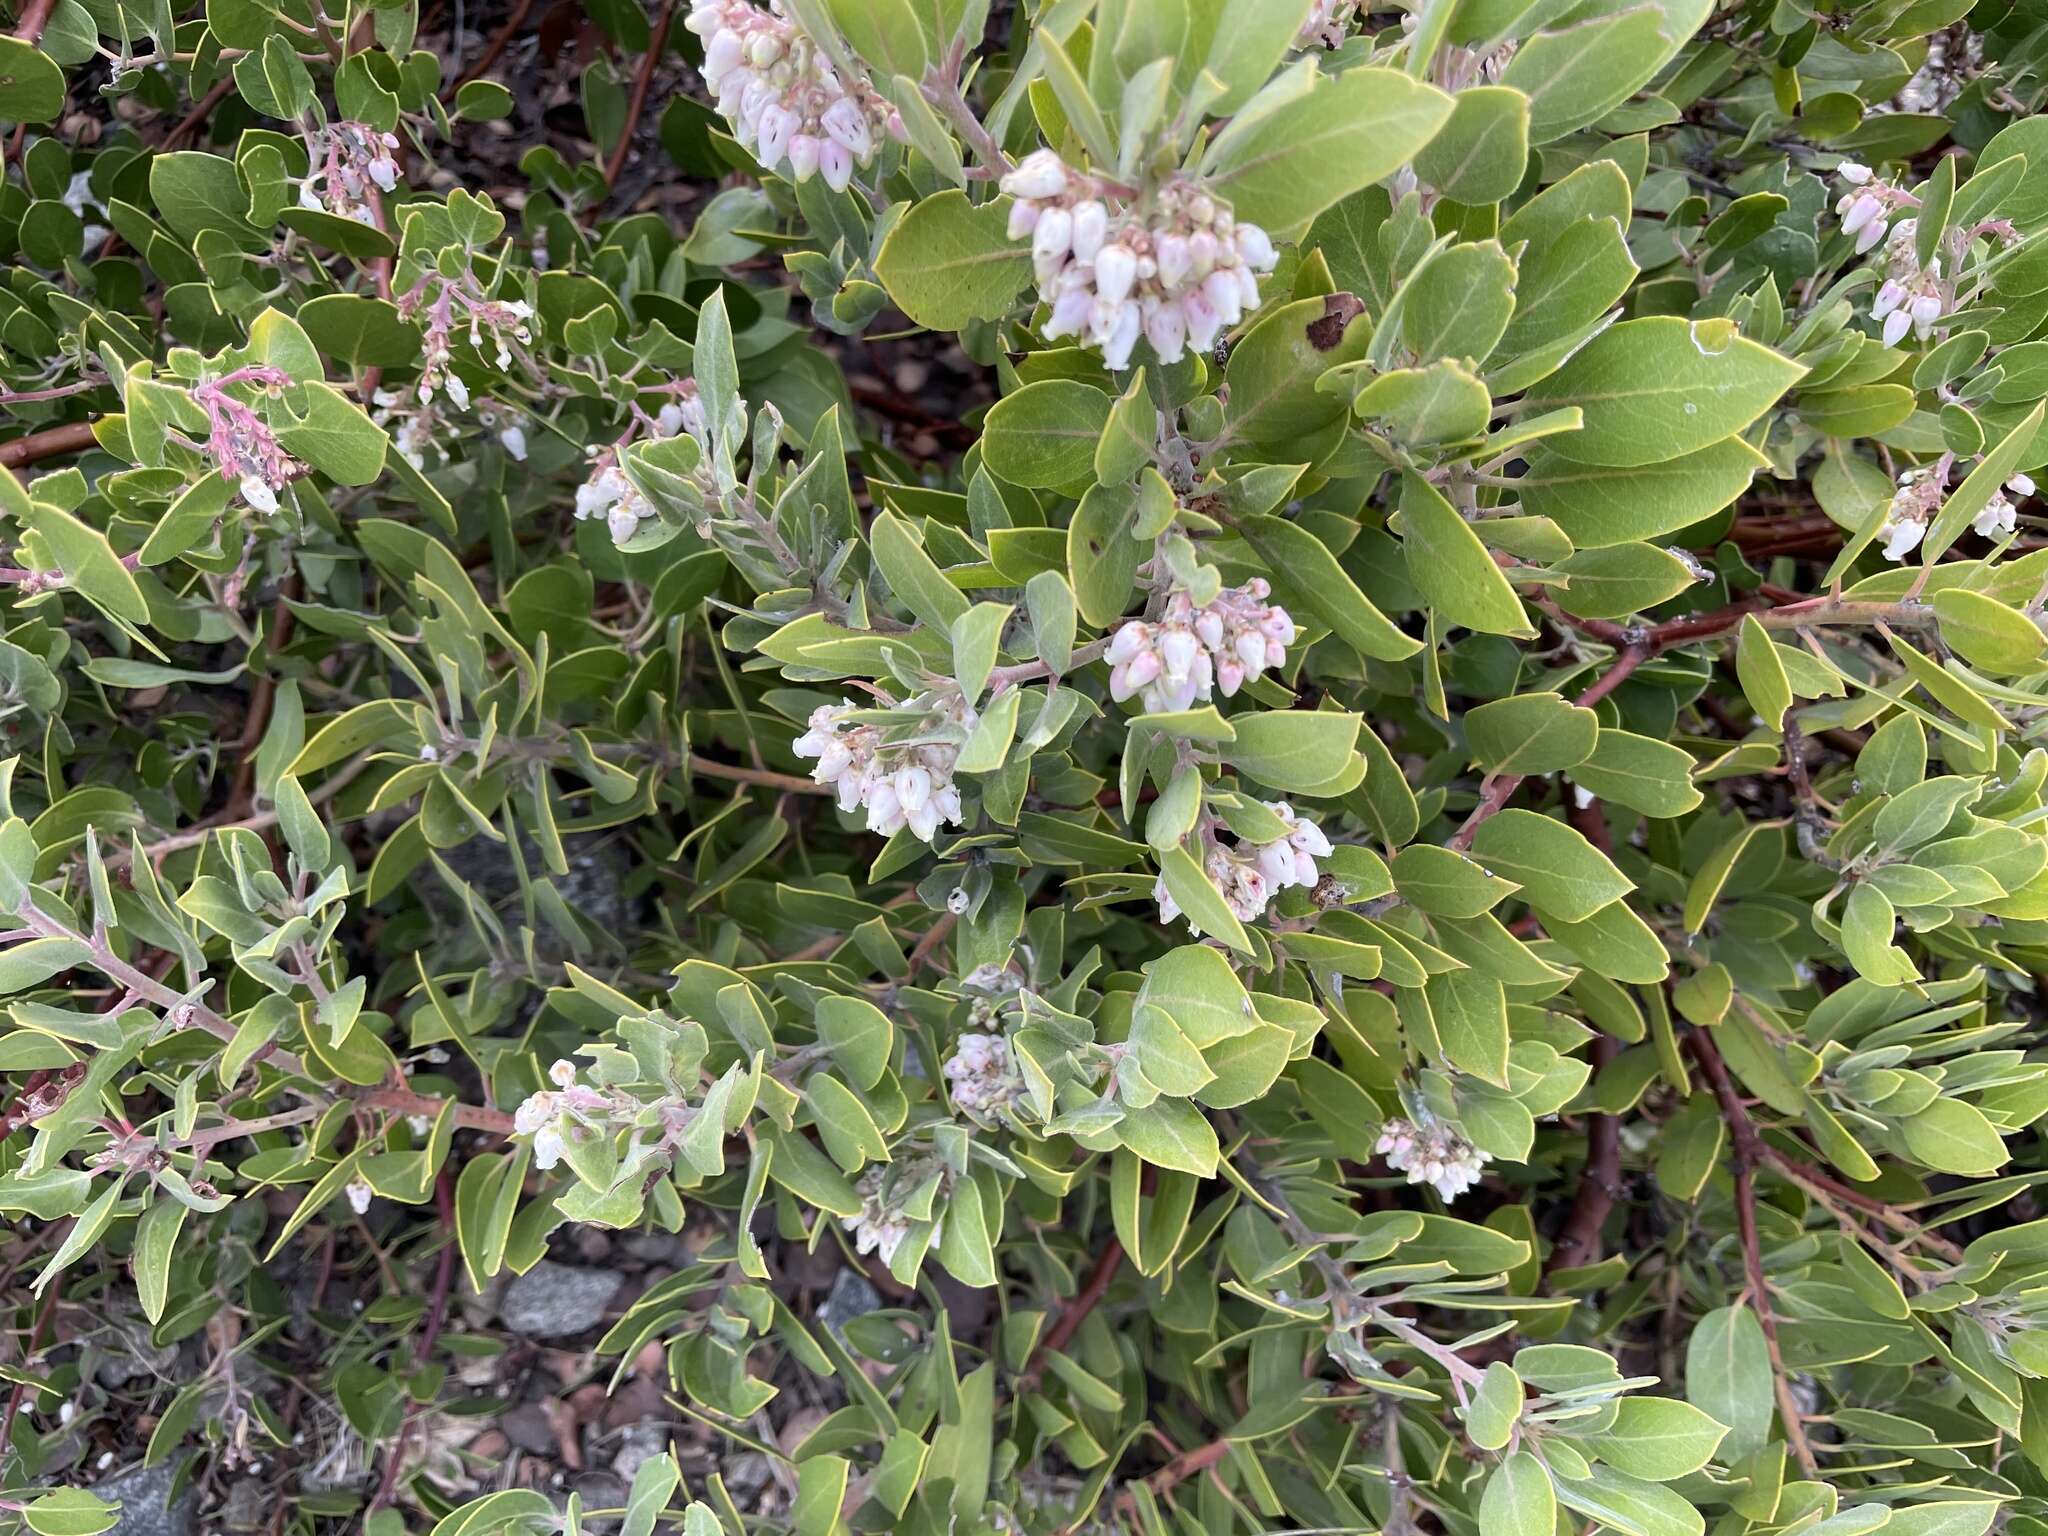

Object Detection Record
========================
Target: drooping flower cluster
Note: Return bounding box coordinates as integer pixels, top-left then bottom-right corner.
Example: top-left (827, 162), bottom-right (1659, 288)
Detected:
top-left (1375, 1116), bottom-right (1490, 1203)
top-left (395, 272), bottom-right (535, 409)
top-left (1106, 579), bottom-right (1297, 713)
top-left (372, 389), bottom-right (529, 472)
top-left (575, 384), bottom-right (712, 545)
top-left (1870, 220), bottom-right (1949, 347)
top-left (1156, 803), bottom-right (1333, 927)
top-left (191, 366), bottom-right (303, 514)
top-left (687, 0), bottom-right (904, 192)
top-left (1877, 463), bottom-right (1945, 561)
top-left (297, 121), bottom-right (401, 227)
top-left (1877, 462), bottom-right (2034, 561)
top-left (1835, 161), bottom-right (1907, 255)
top-left (942, 1031), bottom-right (1025, 1119)
top-left (999, 151), bottom-right (1279, 369)
top-left (792, 688), bottom-right (977, 842)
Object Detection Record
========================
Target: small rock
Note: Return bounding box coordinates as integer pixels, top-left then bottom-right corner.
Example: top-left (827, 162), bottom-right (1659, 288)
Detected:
top-left (93, 1334), bottom-right (178, 1389)
top-left (218, 1481), bottom-right (266, 1532)
top-left (500, 1261), bottom-right (623, 1339)
top-left (502, 1402), bottom-right (559, 1456)
top-left (610, 1422), bottom-right (668, 1481)
top-left (724, 1451), bottom-right (773, 1498)
top-left (620, 1232), bottom-right (690, 1265)
top-left (93, 1464), bottom-right (197, 1536)
top-left (815, 1268), bottom-right (880, 1335)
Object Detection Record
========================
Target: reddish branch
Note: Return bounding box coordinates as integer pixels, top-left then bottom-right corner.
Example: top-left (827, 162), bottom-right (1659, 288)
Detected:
top-left (1548, 1034), bottom-right (1620, 1274)
top-left (0, 1263), bottom-right (62, 1454)
top-left (445, 0), bottom-right (537, 97)
top-left (1688, 1029), bottom-right (1820, 1478)
top-left (599, 0), bottom-right (676, 197)
top-left (0, 420), bottom-right (96, 469)
top-left (11, 0), bottom-right (54, 41)
top-left (1020, 1238), bottom-right (1126, 1388)
top-left (367, 1173), bottom-right (461, 1512)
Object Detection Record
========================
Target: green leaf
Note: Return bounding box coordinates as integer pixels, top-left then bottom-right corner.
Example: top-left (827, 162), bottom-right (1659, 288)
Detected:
top-left (1553, 545), bottom-right (1698, 619)
top-left (1158, 844), bottom-right (1253, 952)
top-left (133, 1198), bottom-right (188, 1325)
top-left (23, 1490), bottom-right (120, 1536)
top-left (1551, 1465), bottom-right (1705, 1536)
top-left (1237, 513), bottom-right (1421, 661)
top-left (1205, 67), bottom-right (1455, 231)
top-left (1481, 1452), bottom-right (1557, 1536)
top-left (1412, 86), bottom-right (1531, 206)
top-left (870, 510), bottom-right (971, 629)
top-left (815, 995), bottom-right (893, 1092)
top-left (1115, 1095), bottom-right (1221, 1177)
top-left (1572, 730), bottom-right (1703, 818)
top-left (1735, 614), bottom-right (1793, 732)
top-left (1467, 1362), bottom-right (1524, 1450)
top-left (1513, 438), bottom-right (1766, 547)
top-left (31, 507), bottom-right (150, 624)
top-left (1392, 845), bottom-right (1519, 917)
top-left (984, 381), bottom-right (1111, 488)
top-left (1897, 1096), bottom-right (2008, 1175)
top-left (1468, 810), bottom-right (1632, 923)
top-left (0, 37), bottom-right (65, 123)
top-left (1226, 294), bottom-right (1373, 446)
top-left (1686, 1304), bottom-right (1773, 1457)
top-left (1527, 318), bottom-right (1805, 468)
top-left (1399, 473), bottom-right (1534, 636)
top-left (873, 190), bottom-right (1034, 331)
top-left (1221, 710), bottom-right (1363, 795)
top-left (1465, 692), bottom-right (1598, 775)
top-left (1580, 1398), bottom-right (1730, 1481)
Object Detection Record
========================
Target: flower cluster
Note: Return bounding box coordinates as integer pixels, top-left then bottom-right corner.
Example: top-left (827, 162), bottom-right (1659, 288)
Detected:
top-left (372, 389), bottom-right (529, 472)
top-left (1834, 162), bottom-right (1906, 255)
top-left (942, 1031), bottom-right (1025, 1119)
top-left (1106, 580), bottom-right (1297, 713)
top-left (1375, 1117), bottom-right (1490, 1202)
top-left (575, 386), bottom-right (712, 545)
top-left (1156, 803), bottom-right (1333, 927)
top-left (999, 151), bottom-right (1279, 369)
top-left (191, 366), bottom-right (303, 514)
top-left (1878, 464), bottom-right (2034, 560)
top-left (792, 690), bottom-right (977, 842)
top-left (396, 273), bottom-right (535, 409)
top-left (687, 0), bottom-right (904, 192)
top-left (511, 1058), bottom-right (632, 1170)
top-left (842, 1163), bottom-right (942, 1267)
top-left (297, 121), bottom-right (401, 227)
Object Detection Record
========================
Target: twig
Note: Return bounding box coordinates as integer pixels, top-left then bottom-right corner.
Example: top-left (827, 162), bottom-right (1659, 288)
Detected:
top-left (1021, 1237), bottom-right (1126, 1389)
top-left (903, 910), bottom-right (957, 978)
top-left (600, 0), bottom-right (676, 198)
top-left (1688, 1028), bottom-right (1820, 1478)
top-left (0, 420), bottom-right (97, 469)
top-left (685, 755), bottom-right (832, 795)
top-left (11, 0), bottom-right (54, 41)
top-left (443, 0), bottom-right (535, 96)
top-left (1548, 1033), bottom-right (1620, 1274)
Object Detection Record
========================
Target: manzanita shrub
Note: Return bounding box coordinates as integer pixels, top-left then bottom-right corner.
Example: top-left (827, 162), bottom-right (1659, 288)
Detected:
top-left (3, 0), bottom-right (2048, 1531)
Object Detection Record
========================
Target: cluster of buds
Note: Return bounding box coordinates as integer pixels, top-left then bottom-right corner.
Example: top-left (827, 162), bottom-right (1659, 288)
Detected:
top-left (297, 121), bottom-right (401, 227)
top-left (575, 385), bottom-right (713, 545)
top-left (191, 366), bottom-right (303, 514)
top-left (1298, 0), bottom-right (1363, 46)
top-left (941, 1031), bottom-right (1025, 1120)
top-left (687, 0), bottom-right (904, 192)
top-left (513, 1058), bottom-right (633, 1170)
top-left (372, 389), bottom-right (529, 472)
top-left (1975, 473), bottom-right (2035, 542)
top-left (842, 1161), bottom-right (944, 1268)
top-left (1156, 803), bottom-right (1333, 927)
top-left (1835, 162), bottom-right (1910, 256)
top-left (1375, 1116), bottom-right (1490, 1202)
top-left (1000, 151), bottom-right (1279, 370)
top-left (792, 688), bottom-right (977, 842)
top-left (396, 273), bottom-right (535, 410)
top-left (1106, 579), bottom-right (1297, 713)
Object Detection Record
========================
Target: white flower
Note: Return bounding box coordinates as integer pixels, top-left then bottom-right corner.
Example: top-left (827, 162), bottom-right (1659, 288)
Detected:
top-left (239, 474), bottom-right (279, 514)
top-left (791, 692), bottom-right (976, 844)
top-left (1000, 156), bottom-right (1279, 370)
top-left (2008, 474), bottom-right (2036, 499)
top-left (1156, 802), bottom-right (1331, 929)
top-left (1837, 160), bottom-right (1873, 185)
top-left (1974, 492), bottom-right (2017, 541)
top-left (548, 1058), bottom-right (578, 1087)
top-left (532, 1124), bottom-right (565, 1170)
top-left (345, 1178), bottom-right (374, 1215)
top-left (1375, 1117), bottom-right (1489, 1202)
top-left (943, 1031), bottom-right (1024, 1117)
top-left (499, 424), bottom-right (528, 460)
top-left (688, 0), bottom-right (902, 187)
top-left (840, 1166), bottom-right (936, 1267)
top-left (1881, 514), bottom-right (1926, 561)
top-left (1108, 580), bottom-right (1297, 713)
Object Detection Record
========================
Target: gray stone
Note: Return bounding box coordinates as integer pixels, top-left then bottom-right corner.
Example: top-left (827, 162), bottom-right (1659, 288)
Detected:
top-left (815, 1267), bottom-right (880, 1334)
top-left (93, 1463), bottom-right (197, 1536)
top-left (610, 1423), bottom-right (669, 1482)
top-left (499, 1260), bottom-right (623, 1338)
top-left (502, 1402), bottom-right (558, 1455)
